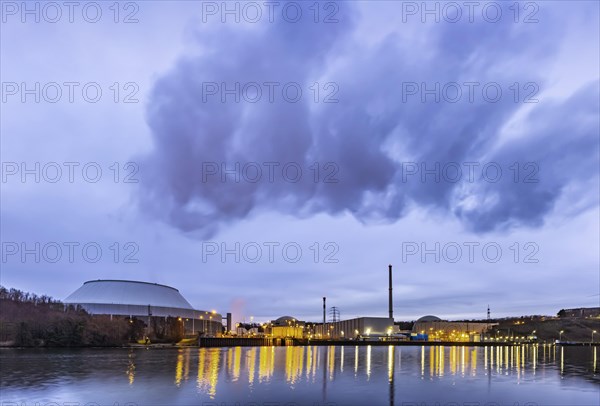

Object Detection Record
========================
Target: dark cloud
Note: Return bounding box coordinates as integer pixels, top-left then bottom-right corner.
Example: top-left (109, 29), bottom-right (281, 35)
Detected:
top-left (455, 80), bottom-right (600, 231)
top-left (138, 1), bottom-right (599, 238)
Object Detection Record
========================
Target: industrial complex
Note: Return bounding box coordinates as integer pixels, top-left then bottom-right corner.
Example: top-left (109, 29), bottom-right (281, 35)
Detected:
top-left (63, 266), bottom-right (504, 343)
top-left (412, 315), bottom-right (497, 342)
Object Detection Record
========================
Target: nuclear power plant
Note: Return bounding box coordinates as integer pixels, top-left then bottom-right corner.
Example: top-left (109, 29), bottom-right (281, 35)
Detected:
top-left (263, 264), bottom-right (495, 342)
top-left (64, 280), bottom-right (223, 335)
top-left (264, 265), bottom-right (398, 340)
top-left (65, 265), bottom-right (495, 342)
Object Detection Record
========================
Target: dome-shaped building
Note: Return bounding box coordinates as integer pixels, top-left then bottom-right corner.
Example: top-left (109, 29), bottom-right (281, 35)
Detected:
top-left (416, 315), bottom-right (442, 322)
top-left (272, 316), bottom-right (297, 326)
top-left (268, 315), bottom-right (304, 338)
top-left (64, 280), bottom-right (222, 333)
top-left (412, 314), bottom-right (496, 342)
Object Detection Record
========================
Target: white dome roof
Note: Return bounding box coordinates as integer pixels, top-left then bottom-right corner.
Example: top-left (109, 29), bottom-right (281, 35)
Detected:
top-left (64, 280), bottom-right (194, 309)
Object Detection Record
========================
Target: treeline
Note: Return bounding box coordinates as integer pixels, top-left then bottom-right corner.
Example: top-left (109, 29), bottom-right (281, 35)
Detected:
top-left (0, 286), bottom-right (61, 305)
top-left (0, 285), bottom-right (138, 347)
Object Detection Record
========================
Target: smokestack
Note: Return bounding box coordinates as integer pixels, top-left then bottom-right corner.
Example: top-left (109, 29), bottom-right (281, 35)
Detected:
top-left (323, 297), bottom-right (326, 328)
top-left (388, 264), bottom-right (393, 320)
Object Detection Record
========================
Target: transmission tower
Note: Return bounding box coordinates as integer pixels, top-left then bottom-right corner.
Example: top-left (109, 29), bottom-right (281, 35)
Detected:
top-left (329, 306), bottom-right (340, 323)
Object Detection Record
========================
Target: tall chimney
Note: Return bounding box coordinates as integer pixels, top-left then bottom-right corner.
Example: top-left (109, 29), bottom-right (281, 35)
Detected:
top-left (323, 297), bottom-right (326, 329)
top-left (388, 264), bottom-right (393, 320)
top-left (226, 312), bottom-right (232, 333)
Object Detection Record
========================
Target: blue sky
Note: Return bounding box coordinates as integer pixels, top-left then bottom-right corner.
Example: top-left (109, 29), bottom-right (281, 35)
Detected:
top-left (1, 1), bottom-right (599, 324)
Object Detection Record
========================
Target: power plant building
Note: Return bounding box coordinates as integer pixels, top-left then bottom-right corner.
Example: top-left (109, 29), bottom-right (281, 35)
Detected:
top-left (266, 316), bottom-right (395, 339)
top-left (412, 315), bottom-right (497, 342)
top-left (314, 317), bottom-right (396, 339)
top-left (64, 280), bottom-right (223, 334)
top-left (268, 316), bottom-right (305, 338)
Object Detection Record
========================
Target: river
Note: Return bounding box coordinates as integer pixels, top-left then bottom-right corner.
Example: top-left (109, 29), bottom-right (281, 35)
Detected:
top-left (1, 345), bottom-right (598, 405)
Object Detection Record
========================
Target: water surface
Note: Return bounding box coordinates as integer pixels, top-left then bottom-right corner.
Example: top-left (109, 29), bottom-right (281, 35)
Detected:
top-left (1, 345), bottom-right (598, 405)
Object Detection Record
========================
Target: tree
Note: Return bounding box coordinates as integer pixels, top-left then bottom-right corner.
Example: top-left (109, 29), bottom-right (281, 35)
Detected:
top-left (15, 322), bottom-right (33, 346)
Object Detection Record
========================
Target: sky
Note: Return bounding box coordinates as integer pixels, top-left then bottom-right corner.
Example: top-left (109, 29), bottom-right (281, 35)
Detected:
top-left (1, 0), bottom-right (599, 325)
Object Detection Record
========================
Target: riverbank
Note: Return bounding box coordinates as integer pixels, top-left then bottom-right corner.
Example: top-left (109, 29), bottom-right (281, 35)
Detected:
top-left (188, 337), bottom-right (600, 348)
top-left (3, 338), bottom-right (599, 349)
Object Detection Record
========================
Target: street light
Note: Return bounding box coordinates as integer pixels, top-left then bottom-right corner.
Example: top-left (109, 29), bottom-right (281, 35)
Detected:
top-left (559, 330), bottom-right (564, 342)
top-left (592, 330), bottom-right (597, 342)
top-left (529, 330), bottom-right (536, 342)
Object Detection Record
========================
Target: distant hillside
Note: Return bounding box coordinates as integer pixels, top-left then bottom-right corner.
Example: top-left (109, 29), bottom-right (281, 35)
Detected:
top-left (490, 315), bottom-right (599, 343)
top-left (415, 313), bottom-right (599, 343)
top-left (0, 286), bottom-right (135, 347)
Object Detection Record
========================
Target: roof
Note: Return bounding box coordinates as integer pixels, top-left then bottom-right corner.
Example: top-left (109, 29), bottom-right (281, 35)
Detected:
top-left (416, 315), bottom-right (442, 322)
top-left (273, 316), bottom-right (297, 325)
top-left (64, 280), bottom-right (194, 309)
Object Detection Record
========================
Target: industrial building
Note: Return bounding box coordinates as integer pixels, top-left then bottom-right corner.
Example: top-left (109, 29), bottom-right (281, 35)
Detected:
top-left (265, 315), bottom-right (395, 340)
top-left (310, 265), bottom-right (396, 340)
top-left (268, 316), bottom-right (305, 338)
top-left (313, 316), bottom-right (396, 339)
top-left (260, 265), bottom-right (396, 340)
top-left (412, 315), bottom-right (497, 342)
top-left (238, 264), bottom-right (498, 343)
top-left (557, 307), bottom-right (600, 318)
top-left (64, 280), bottom-right (223, 335)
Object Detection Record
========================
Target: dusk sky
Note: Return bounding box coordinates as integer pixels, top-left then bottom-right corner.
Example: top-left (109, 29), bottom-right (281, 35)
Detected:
top-left (2, 1), bottom-right (599, 325)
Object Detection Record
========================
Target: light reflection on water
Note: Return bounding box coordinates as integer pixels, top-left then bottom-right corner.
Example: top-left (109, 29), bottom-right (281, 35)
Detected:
top-left (1, 345), bottom-right (598, 405)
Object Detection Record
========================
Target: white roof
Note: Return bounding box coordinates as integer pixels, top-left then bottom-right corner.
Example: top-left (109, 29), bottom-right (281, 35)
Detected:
top-left (64, 280), bottom-right (194, 309)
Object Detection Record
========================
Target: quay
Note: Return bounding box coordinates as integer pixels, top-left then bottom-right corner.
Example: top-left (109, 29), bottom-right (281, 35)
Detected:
top-left (194, 337), bottom-right (600, 348)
